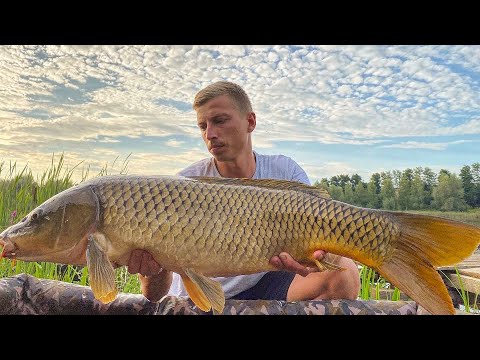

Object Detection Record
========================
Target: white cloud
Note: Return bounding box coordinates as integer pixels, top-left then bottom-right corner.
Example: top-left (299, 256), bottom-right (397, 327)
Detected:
top-left (1, 45), bottom-right (479, 181)
top-left (381, 140), bottom-right (471, 151)
top-left (302, 162), bottom-right (361, 182)
top-left (165, 139), bottom-right (185, 147)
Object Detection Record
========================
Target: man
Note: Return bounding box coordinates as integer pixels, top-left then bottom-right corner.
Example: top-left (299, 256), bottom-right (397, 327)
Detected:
top-left (128, 81), bottom-right (360, 304)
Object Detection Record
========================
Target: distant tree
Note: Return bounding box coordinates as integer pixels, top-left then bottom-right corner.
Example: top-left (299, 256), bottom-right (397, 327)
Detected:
top-left (422, 167), bottom-right (437, 207)
top-left (438, 169), bottom-right (451, 179)
top-left (413, 166), bottom-right (423, 179)
top-left (380, 177), bottom-right (396, 210)
top-left (354, 182), bottom-right (369, 207)
top-left (330, 176), bottom-right (340, 187)
top-left (403, 168), bottom-right (414, 182)
top-left (315, 178), bottom-right (330, 192)
top-left (371, 173), bottom-right (381, 194)
top-left (423, 167), bottom-right (437, 190)
top-left (471, 162), bottom-right (480, 185)
top-left (380, 171), bottom-right (392, 184)
top-left (397, 170), bottom-right (413, 210)
top-left (411, 173), bottom-right (427, 209)
top-left (471, 162), bottom-right (480, 207)
top-left (328, 184), bottom-right (344, 201)
top-left (460, 165), bottom-right (476, 207)
top-left (367, 173), bottom-right (381, 208)
top-left (392, 169), bottom-right (402, 189)
top-left (350, 174), bottom-right (362, 191)
top-left (432, 173), bottom-right (467, 211)
top-left (343, 183), bottom-right (355, 204)
top-left (338, 174), bottom-right (351, 190)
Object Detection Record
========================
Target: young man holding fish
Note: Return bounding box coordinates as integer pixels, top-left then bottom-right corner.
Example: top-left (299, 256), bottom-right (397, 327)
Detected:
top-left (128, 81), bottom-right (361, 304)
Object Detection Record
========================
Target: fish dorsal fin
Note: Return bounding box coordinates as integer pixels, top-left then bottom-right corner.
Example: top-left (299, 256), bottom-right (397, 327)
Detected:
top-left (186, 176), bottom-right (331, 199)
top-left (86, 233), bottom-right (118, 304)
top-left (181, 268), bottom-right (225, 314)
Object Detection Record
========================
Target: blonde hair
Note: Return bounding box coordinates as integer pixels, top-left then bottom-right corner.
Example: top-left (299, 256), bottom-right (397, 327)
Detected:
top-left (193, 81), bottom-right (253, 114)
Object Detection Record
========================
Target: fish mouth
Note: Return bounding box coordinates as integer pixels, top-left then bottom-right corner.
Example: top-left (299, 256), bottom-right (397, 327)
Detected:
top-left (0, 229), bottom-right (15, 258)
top-left (0, 237), bottom-right (17, 259)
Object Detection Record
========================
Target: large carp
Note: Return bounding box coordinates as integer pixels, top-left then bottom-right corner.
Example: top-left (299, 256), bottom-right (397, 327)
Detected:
top-left (1, 175), bottom-right (479, 314)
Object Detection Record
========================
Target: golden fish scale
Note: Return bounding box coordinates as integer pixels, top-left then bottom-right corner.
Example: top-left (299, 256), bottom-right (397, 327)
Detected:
top-left (93, 176), bottom-right (399, 275)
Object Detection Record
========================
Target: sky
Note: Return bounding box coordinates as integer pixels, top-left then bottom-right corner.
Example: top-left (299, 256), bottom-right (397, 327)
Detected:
top-left (0, 45), bottom-right (479, 184)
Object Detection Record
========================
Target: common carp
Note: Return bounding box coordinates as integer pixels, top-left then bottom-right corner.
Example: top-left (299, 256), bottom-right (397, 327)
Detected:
top-left (1, 175), bottom-right (479, 315)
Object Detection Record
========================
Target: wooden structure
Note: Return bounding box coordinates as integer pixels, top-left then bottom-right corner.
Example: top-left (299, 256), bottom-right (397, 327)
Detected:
top-left (438, 248), bottom-right (480, 309)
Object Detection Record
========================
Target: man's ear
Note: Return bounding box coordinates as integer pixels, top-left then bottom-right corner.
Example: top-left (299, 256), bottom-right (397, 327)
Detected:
top-left (247, 112), bottom-right (256, 133)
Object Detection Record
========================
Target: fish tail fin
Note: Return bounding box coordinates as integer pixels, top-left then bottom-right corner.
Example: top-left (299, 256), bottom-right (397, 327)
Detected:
top-left (377, 212), bottom-right (480, 315)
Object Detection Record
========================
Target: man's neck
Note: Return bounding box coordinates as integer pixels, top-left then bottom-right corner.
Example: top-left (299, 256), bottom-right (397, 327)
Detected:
top-left (214, 151), bottom-right (256, 178)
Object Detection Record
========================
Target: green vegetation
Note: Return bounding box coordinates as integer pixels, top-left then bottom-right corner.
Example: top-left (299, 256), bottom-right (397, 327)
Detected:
top-left (0, 154), bottom-right (141, 294)
top-left (315, 163), bottom-right (480, 212)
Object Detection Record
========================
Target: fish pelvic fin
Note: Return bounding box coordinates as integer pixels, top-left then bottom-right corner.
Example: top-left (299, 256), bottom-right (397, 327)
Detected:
top-left (377, 212), bottom-right (480, 315)
top-left (313, 255), bottom-right (346, 272)
top-left (86, 233), bottom-right (118, 304)
top-left (181, 268), bottom-right (225, 314)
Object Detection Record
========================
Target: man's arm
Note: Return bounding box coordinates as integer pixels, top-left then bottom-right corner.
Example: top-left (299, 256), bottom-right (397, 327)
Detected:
top-left (127, 249), bottom-right (172, 302)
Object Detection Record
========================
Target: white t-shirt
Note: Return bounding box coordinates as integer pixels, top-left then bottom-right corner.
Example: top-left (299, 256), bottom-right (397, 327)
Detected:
top-left (167, 150), bottom-right (311, 298)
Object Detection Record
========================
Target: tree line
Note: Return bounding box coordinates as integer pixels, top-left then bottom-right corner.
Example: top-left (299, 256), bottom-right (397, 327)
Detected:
top-left (313, 163), bottom-right (480, 211)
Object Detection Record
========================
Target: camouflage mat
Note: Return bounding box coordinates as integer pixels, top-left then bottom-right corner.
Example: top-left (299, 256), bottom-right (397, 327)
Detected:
top-left (0, 273), bottom-right (419, 315)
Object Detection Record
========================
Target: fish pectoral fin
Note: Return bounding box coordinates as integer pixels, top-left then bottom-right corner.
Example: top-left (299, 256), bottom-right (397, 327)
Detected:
top-left (181, 268), bottom-right (225, 314)
top-left (86, 233), bottom-right (118, 304)
top-left (313, 255), bottom-right (346, 272)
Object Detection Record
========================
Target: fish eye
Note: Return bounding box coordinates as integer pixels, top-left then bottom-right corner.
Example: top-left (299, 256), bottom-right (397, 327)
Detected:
top-left (30, 209), bottom-right (43, 221)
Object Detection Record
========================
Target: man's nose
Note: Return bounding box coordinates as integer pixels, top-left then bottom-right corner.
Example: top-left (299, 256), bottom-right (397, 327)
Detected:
top-left (206, 125), bottom-right (217, 140)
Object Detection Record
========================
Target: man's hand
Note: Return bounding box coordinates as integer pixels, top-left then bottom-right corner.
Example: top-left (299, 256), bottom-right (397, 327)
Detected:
top-left (127, 249), bottom-right (172, 302)
top-left (270, 250), bottom-right (327, 277)
top-left (127, 249), bottom-right (163, 277)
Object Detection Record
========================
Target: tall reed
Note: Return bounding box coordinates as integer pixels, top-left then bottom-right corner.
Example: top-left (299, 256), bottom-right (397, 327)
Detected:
top-left (0, 153), bottom-right (140, 294)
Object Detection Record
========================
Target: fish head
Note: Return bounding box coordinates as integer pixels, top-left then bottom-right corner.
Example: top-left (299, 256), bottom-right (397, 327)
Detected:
top-left (0, 185), bottom-right (98, 264)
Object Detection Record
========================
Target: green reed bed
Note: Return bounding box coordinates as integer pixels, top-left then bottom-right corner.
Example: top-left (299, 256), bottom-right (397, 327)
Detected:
top-left (407, 209), bottom-right (480, 227)
top-left (0, 154), bottom-right (141, 294)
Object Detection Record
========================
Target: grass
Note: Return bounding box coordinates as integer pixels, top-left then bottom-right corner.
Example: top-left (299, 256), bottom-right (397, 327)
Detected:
top-left (407, 209), bottom-right (480, 227)
top-left (0, 153), bottom-right (141, 294)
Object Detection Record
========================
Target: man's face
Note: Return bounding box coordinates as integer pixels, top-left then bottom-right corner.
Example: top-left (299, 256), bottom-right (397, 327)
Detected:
top-left (196, 95), bottom-right (255, 161)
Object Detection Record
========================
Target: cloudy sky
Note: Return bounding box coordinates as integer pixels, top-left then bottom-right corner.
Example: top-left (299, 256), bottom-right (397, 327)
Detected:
top-left (1, 45), bottom-right (479, 184)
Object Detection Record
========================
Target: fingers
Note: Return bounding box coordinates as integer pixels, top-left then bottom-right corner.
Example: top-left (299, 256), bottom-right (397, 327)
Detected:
top-left (270, 252), bottom-right (310, 277)
top-left (269, 250), bottom-right (328, 277)
top-left (127, 249), bottom-right (143, 274)
top-left (127, 249), bottom-right (163, 276)
top-left (144, 252), bottom-right (163, 275)
top-left (313, 249), bottom-right (326, 260)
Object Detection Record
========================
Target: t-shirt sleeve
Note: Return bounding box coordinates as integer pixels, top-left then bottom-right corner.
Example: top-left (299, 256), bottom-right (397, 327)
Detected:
top-left (289, 158), bottom-right (311, 185)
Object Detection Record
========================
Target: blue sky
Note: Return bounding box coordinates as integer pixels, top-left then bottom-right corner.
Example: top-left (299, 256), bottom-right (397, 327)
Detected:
top-left (0, 45), bottom-right (479, 184)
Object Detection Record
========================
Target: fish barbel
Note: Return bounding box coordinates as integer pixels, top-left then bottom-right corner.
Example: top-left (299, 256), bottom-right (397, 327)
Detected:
top-left (1, 175), bottom-right (479, 314)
